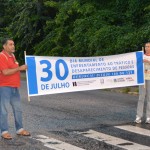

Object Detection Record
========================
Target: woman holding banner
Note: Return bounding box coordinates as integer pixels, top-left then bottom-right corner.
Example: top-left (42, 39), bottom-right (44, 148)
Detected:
top-left (135, 42), bottom-right (150, 123)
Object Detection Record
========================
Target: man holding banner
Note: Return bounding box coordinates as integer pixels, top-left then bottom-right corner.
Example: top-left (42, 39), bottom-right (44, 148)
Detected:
top-left (135, 42), bottom-right (150, 124)
top-left (0, 38), bottom-right (30, 139)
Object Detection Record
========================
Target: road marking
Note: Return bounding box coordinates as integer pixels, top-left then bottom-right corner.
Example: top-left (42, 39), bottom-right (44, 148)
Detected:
top-left (33, 135), bottom-right (85, 150)
top-left (75, 129), bottom-right (150, 150)
top-left (115, 125), bottom-right (150, 137)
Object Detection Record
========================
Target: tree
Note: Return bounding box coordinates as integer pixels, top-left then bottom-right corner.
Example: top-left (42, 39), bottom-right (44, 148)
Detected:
top-left (1, 0), bottom-right (149, 61)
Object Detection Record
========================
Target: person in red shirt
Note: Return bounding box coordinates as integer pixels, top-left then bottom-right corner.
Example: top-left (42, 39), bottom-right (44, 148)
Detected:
top-left (0, 38), bottom-right (30, 139)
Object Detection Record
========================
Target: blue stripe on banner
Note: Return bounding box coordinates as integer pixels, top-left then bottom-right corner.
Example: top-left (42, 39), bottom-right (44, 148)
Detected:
top-left (26, 57), bottom-right (38, 95)
top-left (136, 51), bottom-right (144, 84)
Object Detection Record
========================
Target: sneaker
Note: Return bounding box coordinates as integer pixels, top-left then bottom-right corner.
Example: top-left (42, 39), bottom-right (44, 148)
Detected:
top-left (145, 118), bottom-right (150, 124)
top-left (134, 116), bottom-right (142, 123)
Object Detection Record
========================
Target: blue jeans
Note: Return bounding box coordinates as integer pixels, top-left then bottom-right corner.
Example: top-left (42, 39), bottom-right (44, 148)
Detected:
top-left (0, 87), bottom-right (23, 134)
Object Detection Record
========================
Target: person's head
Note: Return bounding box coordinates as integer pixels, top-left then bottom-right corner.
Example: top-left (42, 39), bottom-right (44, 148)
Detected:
top-left (2, 38), bottom-right (15, 54)
top-left (145, 42), bottom-right (150, 55)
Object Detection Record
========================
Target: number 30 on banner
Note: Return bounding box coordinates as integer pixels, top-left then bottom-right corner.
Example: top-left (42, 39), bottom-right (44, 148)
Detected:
top-left (40, 59), bottom-right (69, 81)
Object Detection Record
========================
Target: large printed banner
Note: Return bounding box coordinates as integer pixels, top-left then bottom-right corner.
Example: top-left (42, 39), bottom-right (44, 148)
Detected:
top-left (25, 51), bottom-right (144, 96)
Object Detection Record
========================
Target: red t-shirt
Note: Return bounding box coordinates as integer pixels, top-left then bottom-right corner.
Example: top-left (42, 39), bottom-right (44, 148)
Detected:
top-left (0, 50), bottom-right (20, 87)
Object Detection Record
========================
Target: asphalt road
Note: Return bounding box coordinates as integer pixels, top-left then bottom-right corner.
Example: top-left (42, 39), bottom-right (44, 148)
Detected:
top-left (1, 81), bottom-right (150, 150)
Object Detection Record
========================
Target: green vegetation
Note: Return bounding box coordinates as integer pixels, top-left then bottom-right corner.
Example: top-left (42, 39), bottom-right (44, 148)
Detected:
top-left (122, 87), bottom-right (131, 93)
top-left (108, 86), bottom-right (138, 95)
top-left (0, 0), bottom-right (150, 63)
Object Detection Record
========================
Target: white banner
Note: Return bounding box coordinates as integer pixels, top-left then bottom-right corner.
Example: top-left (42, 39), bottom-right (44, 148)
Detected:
top-left (25, 51), bottom-right (144, 96)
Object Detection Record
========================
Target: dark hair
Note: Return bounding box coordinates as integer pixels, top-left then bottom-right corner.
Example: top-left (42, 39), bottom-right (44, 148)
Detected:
top-left (2, 38), bottom-right (13, 46)
top-left (143, 41), bottom-right (150, 53)
top-left (145, 41), bottom-right (150, 45)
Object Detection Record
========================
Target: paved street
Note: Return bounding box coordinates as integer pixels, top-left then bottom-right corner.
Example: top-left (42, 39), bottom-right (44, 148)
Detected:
top-left (0, 81), bottom-right (150, 150)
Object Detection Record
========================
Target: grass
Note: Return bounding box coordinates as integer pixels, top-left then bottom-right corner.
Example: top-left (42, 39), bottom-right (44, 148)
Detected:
top-left (105, 86), bottom-right (139, 95)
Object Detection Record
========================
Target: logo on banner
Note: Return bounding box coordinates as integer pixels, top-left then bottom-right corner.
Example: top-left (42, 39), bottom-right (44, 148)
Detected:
top-left (126, 77), bottom-right (134, 81)
top-left (100, 79), bottom-right (104, 84)
top-left (114, 78), bottom-right (125, 82)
